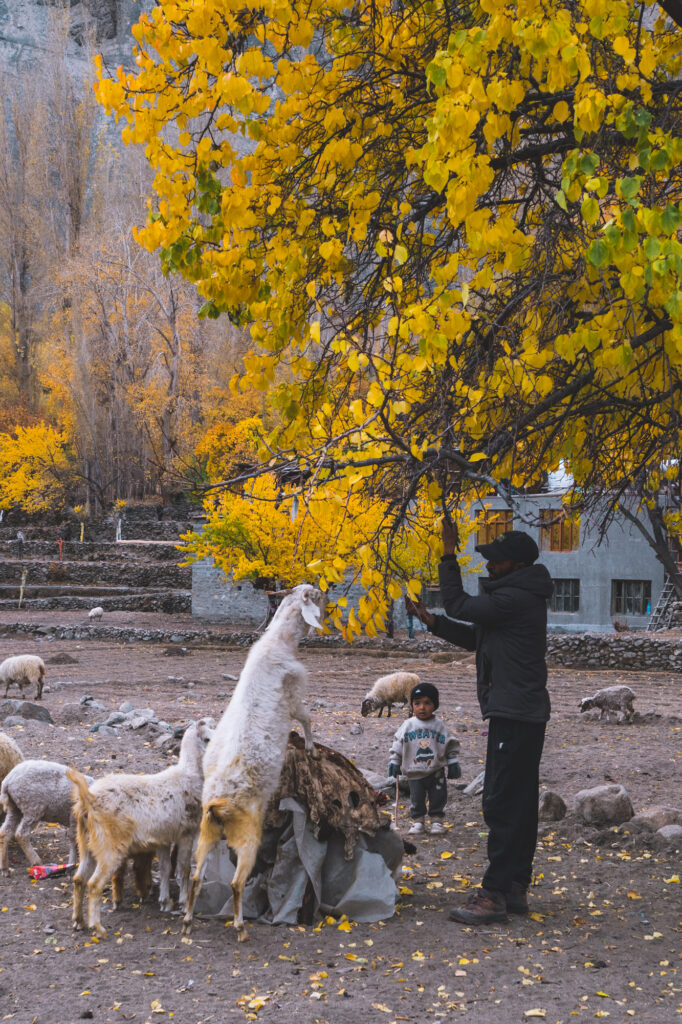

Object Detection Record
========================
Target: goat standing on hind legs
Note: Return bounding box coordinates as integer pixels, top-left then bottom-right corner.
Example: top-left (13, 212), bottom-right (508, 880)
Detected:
top-left (182, 584), bottom-right (327, 943)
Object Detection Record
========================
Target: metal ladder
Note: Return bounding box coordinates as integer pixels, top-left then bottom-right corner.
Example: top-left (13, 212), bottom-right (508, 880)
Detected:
top-left (647, 577), bottom-right (677, 631)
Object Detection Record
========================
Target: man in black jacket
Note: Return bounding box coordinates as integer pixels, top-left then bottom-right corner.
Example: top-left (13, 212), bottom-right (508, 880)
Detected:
top-left (407, 522), bottom-right (553, 924)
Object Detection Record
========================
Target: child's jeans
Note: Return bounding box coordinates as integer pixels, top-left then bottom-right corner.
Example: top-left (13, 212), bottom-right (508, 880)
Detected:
top-left (408, 769), bottom-right (447, 819)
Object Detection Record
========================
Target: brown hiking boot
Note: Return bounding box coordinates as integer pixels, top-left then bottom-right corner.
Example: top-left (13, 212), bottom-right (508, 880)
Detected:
top-left (449, 888), bottom-right (508, 925)
top-left (507, 882), bottom-right (529, 915)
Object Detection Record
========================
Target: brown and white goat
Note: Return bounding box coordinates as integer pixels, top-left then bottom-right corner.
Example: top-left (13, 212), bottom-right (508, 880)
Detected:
top-left (68, 717), bottom-right (214, 938)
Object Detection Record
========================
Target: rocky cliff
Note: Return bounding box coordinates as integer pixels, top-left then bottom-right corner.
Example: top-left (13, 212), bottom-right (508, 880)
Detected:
top-left (0, 0), bottom-right (152, 72)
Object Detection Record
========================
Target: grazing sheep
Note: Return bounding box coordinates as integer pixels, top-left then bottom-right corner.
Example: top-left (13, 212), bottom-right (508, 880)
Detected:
top-left (0, 760), bottom-right (94, 872)
top-left (0, 731), bottom-right (24, 788)
top-left (0, 655), bottom-right (46, 700)
top-left (68, 717), bottom-right (215, 938)
top-left (88, 606), bottom-right (104, 621)
top-left (580, 685), bottom-right (636, 723)
top-left (182, 583), bottom-right (326, 942)
top-left (361, 671), bottom-right (421, 717)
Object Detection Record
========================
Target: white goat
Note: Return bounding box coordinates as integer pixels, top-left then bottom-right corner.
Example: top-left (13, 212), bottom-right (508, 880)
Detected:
top-left (0, 731), bottom-right (23, 789)
top-left (580, 685), bottom-right (636, 723)
top-left (361, 671), bottom-right (421, 717)
top-left (0, 655), bottom-right (46, 700)
top-left (0, 760), bottom-right (94, 872)
top-left (182, 583), bottom-right (326, 942)
top-left (88, 606), bottom-right (104, 621)
top-left (68, 717), bottom-right (214, 938)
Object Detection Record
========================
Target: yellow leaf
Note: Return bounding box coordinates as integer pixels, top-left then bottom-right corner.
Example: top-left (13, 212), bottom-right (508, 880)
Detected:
top-left (523, 1011), bottom-right (546, 1019)
top-left (337, 920), bottom-right (352, 932)
top-left (151, 999), bottom-right (165, 1013)
top-left (440, 851), bottom-right (453, 859)
top-left (371, 1004), bottom-right (392, 1013)
top-left (626, 890), bottom-right (641, 900)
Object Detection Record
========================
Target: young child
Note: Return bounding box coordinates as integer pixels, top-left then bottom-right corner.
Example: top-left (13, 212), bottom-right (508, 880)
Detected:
top-left (388, 682), bottom-right (461, 835)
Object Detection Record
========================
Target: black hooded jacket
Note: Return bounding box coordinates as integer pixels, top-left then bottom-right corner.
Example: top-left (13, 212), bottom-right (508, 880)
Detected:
top-left (430, 555), bottom-right (554, 723)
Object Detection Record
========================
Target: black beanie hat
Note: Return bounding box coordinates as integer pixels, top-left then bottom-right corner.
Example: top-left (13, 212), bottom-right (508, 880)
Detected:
top-left (410, 682), bottom-right (439, 710)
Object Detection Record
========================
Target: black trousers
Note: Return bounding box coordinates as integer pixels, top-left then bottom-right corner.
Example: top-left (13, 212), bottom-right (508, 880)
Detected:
top-left (408, 769), bottom-right (447, 819)
top-left (481, 717), bottom-right (546, 894)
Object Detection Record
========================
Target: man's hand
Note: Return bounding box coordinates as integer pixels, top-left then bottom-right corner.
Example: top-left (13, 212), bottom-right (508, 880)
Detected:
top-left (442, 517), bottom-right (460, 555)
top-left (405, 596), bottom-right (435, 630)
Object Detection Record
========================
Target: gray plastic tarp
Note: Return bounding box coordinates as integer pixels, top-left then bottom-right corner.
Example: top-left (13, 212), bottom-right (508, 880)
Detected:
top-left (194, 797), bottom-right (402, 924)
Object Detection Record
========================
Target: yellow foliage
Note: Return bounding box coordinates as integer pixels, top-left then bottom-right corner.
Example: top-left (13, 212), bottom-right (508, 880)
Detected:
top-left (0, 424), bottom-right (75, 512)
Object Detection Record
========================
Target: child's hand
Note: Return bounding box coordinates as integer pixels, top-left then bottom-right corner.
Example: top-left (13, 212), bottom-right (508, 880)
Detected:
top-left (447, 761), bottom-right (462, 780)
top-left (388, 762), bottom-right (400, 777)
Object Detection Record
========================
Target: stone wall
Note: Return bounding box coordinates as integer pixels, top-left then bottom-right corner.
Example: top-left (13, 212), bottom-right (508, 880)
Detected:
top-left (2, 617), bottom-right (680, 671)
top-left (546, 632), bottom-right (682, 671)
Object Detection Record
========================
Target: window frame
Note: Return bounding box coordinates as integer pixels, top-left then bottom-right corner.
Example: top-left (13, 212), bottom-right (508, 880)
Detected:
top-left (476, 508), bottom-right (513, 547)
top-left (611, 579), bottom-right (652, 616)
top-left (550, 578), bottom-right (580, 613)
top-left (540, 509), bottom-right (580, 552)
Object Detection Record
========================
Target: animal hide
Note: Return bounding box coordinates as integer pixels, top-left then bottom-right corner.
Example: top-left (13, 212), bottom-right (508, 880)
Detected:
top-left (267, 733), bottom-right (389, 858)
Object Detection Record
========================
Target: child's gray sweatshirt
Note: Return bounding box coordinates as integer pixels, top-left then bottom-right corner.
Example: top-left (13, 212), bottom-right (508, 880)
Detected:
top-left (389, 715), bottom-right (460, 779)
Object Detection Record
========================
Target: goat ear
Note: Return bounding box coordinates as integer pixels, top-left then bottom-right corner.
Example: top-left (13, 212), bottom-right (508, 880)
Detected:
top-left (300, 593), bottom-right (322, 629)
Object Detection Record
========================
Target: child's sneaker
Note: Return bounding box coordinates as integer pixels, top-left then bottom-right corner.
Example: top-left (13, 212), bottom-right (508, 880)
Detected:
top-left (429, 820), bottom-right (445, 835)
top-left (408, 819), bottom-right (425, 835)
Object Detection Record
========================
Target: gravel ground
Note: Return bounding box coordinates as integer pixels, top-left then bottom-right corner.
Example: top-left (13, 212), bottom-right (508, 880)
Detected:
top-left (0, 618), bottom-right (680, 1024)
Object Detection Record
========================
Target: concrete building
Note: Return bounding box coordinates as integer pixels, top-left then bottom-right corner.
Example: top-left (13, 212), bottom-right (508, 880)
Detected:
top-left (191, 492), bottom-right (668, 633)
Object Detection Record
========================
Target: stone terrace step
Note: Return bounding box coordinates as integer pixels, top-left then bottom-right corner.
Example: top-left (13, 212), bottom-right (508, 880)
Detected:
top-left (0, 540), bottom-right (185, 561)
top-left (0, 560), bottom-right (190, 588)
top-left (0, 592), bottom-right (190, 613)
top-left (0, 521), bottom-right (194, 543)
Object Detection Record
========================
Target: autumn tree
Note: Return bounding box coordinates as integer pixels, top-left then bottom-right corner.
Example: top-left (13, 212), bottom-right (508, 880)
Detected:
top-left (97, 0), bottom-right (682, 623)
top-left (0, 423), bottom-right (76, 513)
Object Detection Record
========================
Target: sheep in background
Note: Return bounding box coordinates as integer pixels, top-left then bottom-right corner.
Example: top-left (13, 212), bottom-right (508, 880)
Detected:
top-left (68, 717), bottom-right (215, 938)
top-left (580, 685), bottom-right (636, 723)
top-left (361, 671), bottom-right (421, 717)
top-left (0, 655), bottom-right (46, 700)
top-left (0, 760), bottom-right (94, 872)
top-left (0, 731), bottom-right (23, 788)
top-left (182, 583), bottom-right (327, 942)
top-left (88, 606), bottom-right (104, 621)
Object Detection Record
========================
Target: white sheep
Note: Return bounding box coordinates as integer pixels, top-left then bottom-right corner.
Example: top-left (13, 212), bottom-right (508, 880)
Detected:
top-left (88, 606), bottom-right (104, 621)
top-left (580, 685), bottom-right (636, 723)
top-left (0, 731), bottom-right (23, 788)
top-left (0, 760), bottom-right (94, 872)
top-left (361, 671), bottom-right (421, 717)
top-left (0, 655), bottom-right (46, 700)
top-left (68, 717), bottom-right (215, 938)
top-left (181, 583), bottom-right (326, 942)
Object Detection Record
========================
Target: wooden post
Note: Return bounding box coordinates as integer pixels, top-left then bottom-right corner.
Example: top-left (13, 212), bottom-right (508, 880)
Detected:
top-left (394, 777), bottom-right (400, 831)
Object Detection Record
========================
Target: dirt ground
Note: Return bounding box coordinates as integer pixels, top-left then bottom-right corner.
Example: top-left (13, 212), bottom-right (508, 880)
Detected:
top-left (0, 611), bottom-right (680, 1024)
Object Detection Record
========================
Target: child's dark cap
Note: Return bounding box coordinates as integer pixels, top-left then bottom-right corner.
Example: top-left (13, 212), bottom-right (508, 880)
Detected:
top-left (410, 682), bottom-right (439, 709)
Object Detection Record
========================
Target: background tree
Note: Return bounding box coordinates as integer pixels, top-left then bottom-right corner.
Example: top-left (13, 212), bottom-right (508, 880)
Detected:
top-left (94, 0), bottom-right (682, 621)
top-left (0, 7), bottom-right (254, 515)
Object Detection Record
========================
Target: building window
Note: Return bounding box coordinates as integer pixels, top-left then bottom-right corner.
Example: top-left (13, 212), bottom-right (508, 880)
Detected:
top-left (551, 578), bottom-right (580, 613)
top-left (611, 580), bottom-right (652, 616)
top-left (476, 508), bottom-right (513, 546)
top-left (540, 509), bottom-right (580, 551)
top-left (422, 586), bottom-right (441, 610)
